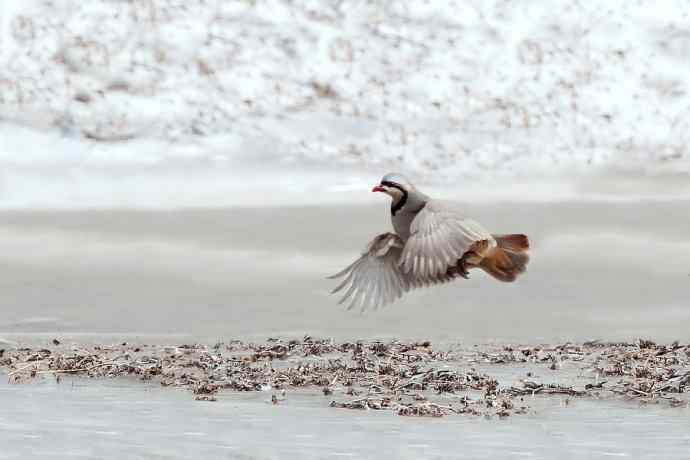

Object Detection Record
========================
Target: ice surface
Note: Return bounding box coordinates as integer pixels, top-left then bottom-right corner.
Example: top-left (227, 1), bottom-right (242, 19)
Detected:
top-left (1, 378), bottom-right (689, 460)
top-left (1, 202), bottom-right (688, 344)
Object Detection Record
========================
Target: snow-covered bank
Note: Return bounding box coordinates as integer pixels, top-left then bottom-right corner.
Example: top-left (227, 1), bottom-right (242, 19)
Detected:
top-left (1, 0), bottom-right (689, 208)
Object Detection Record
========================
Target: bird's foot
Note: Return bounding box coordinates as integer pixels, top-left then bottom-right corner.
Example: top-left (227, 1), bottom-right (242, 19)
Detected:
top-left (451, 263), bottom-right (470, 279)
top-left (456, 259), bottom-right (471, 279)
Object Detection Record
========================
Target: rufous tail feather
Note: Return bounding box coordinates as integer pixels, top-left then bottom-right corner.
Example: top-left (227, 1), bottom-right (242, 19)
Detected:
top-left (480, 234), bottom-right (530, 282)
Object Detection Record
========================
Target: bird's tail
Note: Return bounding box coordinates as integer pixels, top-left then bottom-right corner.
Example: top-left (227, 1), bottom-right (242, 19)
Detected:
top-left (480, 234), bottom-right (530, 282)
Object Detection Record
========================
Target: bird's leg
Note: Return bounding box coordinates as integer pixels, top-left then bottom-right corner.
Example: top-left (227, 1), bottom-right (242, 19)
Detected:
top-left (460, 258), bottom-right (472, 278)
top-left (458, 263), bottom-right (470, 279)
top-left (456, 251), bottom-right (484, 279)
top-left (451, 257), bottom-right (471, 279)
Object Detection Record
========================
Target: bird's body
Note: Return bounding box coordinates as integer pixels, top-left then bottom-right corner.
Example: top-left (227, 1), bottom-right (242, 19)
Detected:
top-left (329, 173), bottom-right (530, 311)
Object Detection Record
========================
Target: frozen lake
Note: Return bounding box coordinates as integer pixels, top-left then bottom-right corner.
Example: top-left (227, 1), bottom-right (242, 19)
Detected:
top-left (1, 198), bottom-right (689, 344)
top-left (1, 377), bottom-right (688, 460)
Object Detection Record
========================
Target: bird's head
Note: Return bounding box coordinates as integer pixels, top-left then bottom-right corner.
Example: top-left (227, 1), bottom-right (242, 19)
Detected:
top-left (372, 173), bottom-right (425, 215)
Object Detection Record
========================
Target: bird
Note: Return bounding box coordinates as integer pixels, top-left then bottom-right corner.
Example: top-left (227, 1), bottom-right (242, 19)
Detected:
top-left (329, 173), bottom-right (530, 311)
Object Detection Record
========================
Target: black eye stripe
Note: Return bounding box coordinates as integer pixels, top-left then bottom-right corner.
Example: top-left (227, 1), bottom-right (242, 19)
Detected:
top-left (381, 181), bottom-right (405, 193)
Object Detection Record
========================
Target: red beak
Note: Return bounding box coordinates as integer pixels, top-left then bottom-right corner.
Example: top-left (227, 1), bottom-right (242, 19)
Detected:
top-left (372, 185), bottom-right (385, 193)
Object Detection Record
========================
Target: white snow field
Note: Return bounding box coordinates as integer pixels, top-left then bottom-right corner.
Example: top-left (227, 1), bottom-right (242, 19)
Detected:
top-left (1, 0), bottom-right (690, 208)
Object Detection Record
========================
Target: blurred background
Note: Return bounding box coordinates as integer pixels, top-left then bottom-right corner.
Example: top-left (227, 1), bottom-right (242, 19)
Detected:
top-left (0, 0), bottom-right (688, 344)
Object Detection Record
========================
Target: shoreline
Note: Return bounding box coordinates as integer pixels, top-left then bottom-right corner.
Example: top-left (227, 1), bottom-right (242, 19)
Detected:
top-left (3, 337), bottom-right (688, 418)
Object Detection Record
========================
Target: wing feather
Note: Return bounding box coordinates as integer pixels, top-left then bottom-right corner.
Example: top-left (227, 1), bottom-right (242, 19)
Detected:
top-left (400, 200), bottom-right (495, 278)
top-left (329, 232), bottom-right (450, 311)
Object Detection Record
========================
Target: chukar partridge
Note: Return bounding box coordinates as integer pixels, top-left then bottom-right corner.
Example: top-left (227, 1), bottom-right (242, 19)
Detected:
top-left (329, 173), bottom-right (529, 310)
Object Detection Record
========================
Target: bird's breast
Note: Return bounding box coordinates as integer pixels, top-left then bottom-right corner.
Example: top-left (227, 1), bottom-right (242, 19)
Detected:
top-left (391, 211), bottom-right (414, 242)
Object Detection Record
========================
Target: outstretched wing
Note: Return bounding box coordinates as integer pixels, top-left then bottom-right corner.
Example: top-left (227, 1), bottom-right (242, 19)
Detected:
top-left (399, 200), bottom-right (495, 279)
top-left (328, 232), bottom-right (453, 311)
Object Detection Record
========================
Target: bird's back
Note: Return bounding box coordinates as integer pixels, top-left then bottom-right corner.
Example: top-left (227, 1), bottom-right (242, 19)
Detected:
top-left (396, 198), bottom-right (492, 240)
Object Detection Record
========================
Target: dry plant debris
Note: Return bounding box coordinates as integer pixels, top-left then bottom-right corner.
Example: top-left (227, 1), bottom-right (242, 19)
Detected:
top-left (1, 337), bottom-right (688, 417)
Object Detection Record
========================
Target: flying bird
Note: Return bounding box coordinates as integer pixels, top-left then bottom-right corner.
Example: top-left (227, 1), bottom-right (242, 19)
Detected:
top-left (329, 173), bottom-right (529, 311)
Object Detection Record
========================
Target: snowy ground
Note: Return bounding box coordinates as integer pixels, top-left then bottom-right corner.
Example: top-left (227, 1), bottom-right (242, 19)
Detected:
top-left (1, 0), bottom-right (690, 208)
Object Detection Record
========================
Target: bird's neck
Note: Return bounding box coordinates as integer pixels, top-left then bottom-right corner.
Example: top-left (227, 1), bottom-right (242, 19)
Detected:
top-left (391, 194), bottom-right (428, 242)
top-left (390, 186), bottom-right (429, 216)
top-left (390, 189), bottom-right (408, 216)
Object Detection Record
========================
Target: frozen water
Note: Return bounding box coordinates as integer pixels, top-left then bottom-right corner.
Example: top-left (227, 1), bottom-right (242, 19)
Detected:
top-left (0, 201), bottom-right (688, 344)
top-left (0, 378), bottom-right (688, 460)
